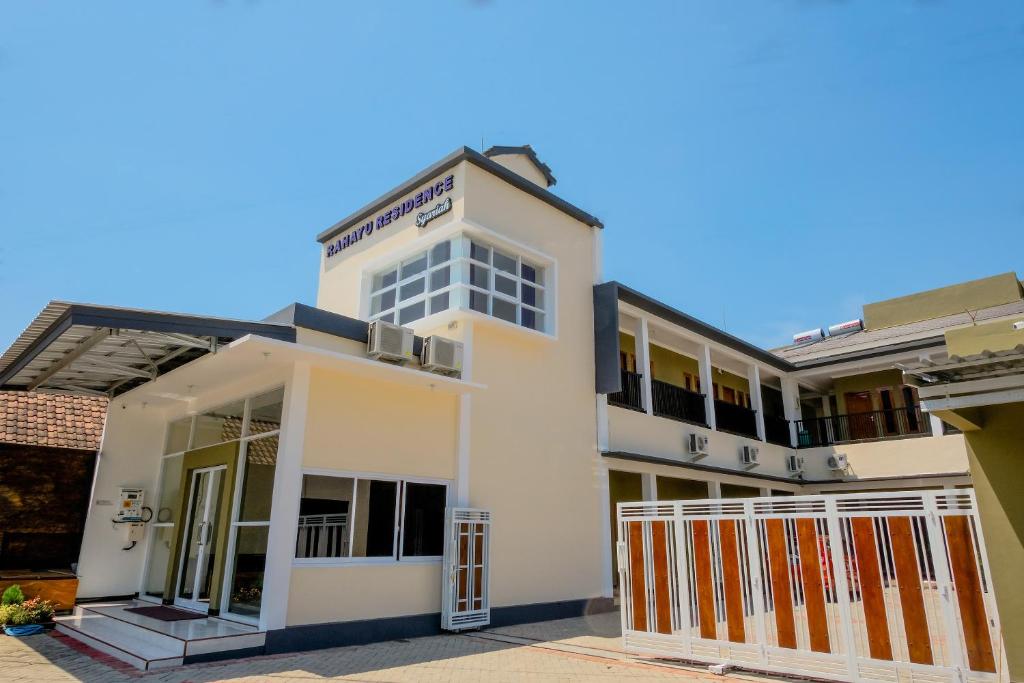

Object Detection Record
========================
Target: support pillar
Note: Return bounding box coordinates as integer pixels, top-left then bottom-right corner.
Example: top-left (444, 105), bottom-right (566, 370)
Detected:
top-left (699, 344), bottom-right (716, 430)
top-left (748, 365), bottom-right (765, 441)
top-left (781, 377), bottom-right (802, 447)
top-left (635, 317), bottom-right (653, 415)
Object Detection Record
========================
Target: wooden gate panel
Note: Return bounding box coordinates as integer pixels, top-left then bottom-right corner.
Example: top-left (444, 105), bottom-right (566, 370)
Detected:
top-left (765, 518), bottom-right (797, 649)
top-left (944, 515), bottom-right (996, 674)
top-left (718, 519), bottom-right (746, 643)
top-left (888, 516), bottom-right (933, 665)
top-left (627, 521), bottom-right (648, 632)
top-left (795, 518), bottom-right (831, 654)
top-left (850, 517), bottom-right (893, 661)
top-left (650, 521), bottom-right (673, 635)
top-left (692, 519), bottom-right (717, 639)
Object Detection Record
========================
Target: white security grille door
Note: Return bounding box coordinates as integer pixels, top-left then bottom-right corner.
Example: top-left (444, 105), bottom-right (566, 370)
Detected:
top-left (617, 490), bottom-right (1006, 683)
top-left (442, 507), bottom-right (491, 631)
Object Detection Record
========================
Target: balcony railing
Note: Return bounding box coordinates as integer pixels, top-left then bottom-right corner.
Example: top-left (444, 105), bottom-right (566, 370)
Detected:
top-left (796, 404), bottom-right (929, 448)
top-left (714, 399), bottom-right (759, 439)
top-left (763, 414), bottom-right (792, 447)
top-left (608, 369), bottom-right (644, 412)
top-left (651, 378), bottom-right (707, 426)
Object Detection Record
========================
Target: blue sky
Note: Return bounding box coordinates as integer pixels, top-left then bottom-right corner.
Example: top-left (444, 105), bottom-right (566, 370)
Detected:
top-left (1, 1), bottom-right (1021, 352)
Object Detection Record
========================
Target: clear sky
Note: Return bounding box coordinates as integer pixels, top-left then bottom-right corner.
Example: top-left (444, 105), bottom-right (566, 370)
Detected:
top-left (1, 1), bottom-right (1022, 353)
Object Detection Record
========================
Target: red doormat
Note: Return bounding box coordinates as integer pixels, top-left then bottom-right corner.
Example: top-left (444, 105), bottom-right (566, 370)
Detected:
top-left (124, 605), bottom-right (206, 621)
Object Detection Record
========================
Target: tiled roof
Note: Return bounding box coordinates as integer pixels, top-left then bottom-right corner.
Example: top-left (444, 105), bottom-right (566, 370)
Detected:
top-left (0, 391), bottom-right (107, 450)
top-left (772, 300), bottom-right (1024, 365)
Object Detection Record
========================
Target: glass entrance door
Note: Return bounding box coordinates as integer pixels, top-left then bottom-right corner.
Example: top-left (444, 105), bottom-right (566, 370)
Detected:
top-left (174, 465), bottom-right (226, 612)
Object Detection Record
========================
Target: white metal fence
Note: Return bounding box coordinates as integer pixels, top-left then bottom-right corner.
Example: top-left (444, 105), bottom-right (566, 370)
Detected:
top-left (617, 490), bottom-right (1005, 683)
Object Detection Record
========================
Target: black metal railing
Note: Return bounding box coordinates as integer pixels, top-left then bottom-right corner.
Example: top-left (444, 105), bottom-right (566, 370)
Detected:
top-left (608, 369), bottom-right (644, 412)
top-left (763, 414), bottom-right (792, 447)
top-left (651, 378), bottom-right (707, 426)
top-left (796, 404), bottom-right (929, 448)
top-left (714, 400), bottom-right (759, 439)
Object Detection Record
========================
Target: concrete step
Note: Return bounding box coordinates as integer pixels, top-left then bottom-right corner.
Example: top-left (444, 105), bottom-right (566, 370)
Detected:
top-left (55, 611), bottom-right (184, 671)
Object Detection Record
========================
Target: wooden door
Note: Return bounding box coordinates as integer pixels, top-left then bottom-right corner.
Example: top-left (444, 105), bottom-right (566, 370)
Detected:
top-left (844, 392), bottom-right (876, 440)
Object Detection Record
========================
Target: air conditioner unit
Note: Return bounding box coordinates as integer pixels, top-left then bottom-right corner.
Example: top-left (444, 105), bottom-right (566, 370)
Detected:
top-left (421, 335), bottom-right (464, 377)
top-left (740, 445), bottom-right (760, 466)
top-left (367, 320), bottom-right (414, 364)
top-left (827, 454), bottom-right (849, 471)
top-left (786, 454), bottom-right (805, 474)
top-left (686, 433), bottom-right (709, 459)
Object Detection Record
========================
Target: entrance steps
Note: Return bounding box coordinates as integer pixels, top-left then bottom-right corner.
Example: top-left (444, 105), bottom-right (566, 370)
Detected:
top-left (54, 601), bottom-right (265, 671)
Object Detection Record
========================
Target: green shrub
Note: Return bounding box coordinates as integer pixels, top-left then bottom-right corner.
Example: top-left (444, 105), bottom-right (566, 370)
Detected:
top-left (1, 584), bottom-right (25, 605)
top-left (0, 597), bottom-right (55, 626)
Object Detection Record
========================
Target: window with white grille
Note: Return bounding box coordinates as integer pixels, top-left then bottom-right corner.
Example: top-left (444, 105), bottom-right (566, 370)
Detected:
top-left (368, 235), bottom-right (548, 332)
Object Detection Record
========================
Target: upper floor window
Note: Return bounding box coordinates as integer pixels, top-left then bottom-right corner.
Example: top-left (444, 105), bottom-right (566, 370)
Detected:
top-left (369, 235), bottom-right (548, 332)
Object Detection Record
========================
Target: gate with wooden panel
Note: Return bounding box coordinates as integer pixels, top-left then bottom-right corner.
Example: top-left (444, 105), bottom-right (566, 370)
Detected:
top-left (617, 491), bottom-right (1006, 683)
top-left (442, 507), bottom-right (491, 631)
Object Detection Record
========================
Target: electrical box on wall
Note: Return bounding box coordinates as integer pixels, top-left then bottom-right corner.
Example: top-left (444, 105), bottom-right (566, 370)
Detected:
top-left (116, 487), bottom-right (145, 522)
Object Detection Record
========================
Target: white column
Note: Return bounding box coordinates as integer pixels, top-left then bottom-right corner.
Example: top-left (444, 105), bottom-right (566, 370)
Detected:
top-left (759, 487), bottom-right (772, 497)
top-left (698, 344), bottom-right (716, 430)
top-left (641, 472), bottom-right (657, 501)
top-left (455, 322), bottom-right (475, 506)
top-left (929, 412), bottom-right (944, 438)
top-left (821, 394), bottom-right (832, 417)
top-left (707, 480), bottom-right (722, 498)
top-left (597, 461), bottom-right (613, 597)
top-left (635, 317), bottom-right (653, 415)
top-left (260, 362), bottom-right (310, 632)
top-left (781, 377), bottom-right (801, 447)
top-left (596, 395), bottom-right (609, 453)
top-left (747, 365), bottom-right (766, 441)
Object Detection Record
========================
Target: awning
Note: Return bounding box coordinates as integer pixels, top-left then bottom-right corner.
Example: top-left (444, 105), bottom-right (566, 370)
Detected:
top-left (0, 302), bottom-right (295, 397)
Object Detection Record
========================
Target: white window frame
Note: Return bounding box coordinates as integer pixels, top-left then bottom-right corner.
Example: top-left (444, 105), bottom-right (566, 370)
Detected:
top-left (366, 232), bottom-right (551, 334)
top-left (293, 468), bottom-right (451, 567)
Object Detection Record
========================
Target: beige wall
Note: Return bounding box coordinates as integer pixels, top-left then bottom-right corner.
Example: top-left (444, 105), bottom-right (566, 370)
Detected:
top-left (833, 369), bottom-right (906, 413)
top-left (287, 564), bottom-right (441, 625)
top-left (302, 367), bottom-right (457, 479)
top-left (961, 403), bottom-right (1024, 679)
top-left (801, 433), bottom-right (969, 480)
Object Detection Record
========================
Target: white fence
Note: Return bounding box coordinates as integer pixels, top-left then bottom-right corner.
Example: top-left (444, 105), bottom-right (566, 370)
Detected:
top-left (617, 490), bottom-right (1006, 683)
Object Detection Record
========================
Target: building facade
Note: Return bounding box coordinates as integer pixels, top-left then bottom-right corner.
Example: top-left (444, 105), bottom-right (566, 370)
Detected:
top-left (0, 145), bottom-right (1015, 665)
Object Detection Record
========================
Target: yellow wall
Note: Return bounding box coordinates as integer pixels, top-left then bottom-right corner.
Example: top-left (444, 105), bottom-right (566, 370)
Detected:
top-left (945, 319), bottom-right (1024, 358)
top-left (656, 476), bottom-right (708, 500)
top-left (863, 272), bottom-right (1022, 331)
top-left (962, 403), bottom-right (1024, 679)
top-left (833, 369), bottom-right (906, 414)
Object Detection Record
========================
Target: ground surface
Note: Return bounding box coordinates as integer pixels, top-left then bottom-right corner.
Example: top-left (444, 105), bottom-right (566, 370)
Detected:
top-left (0, 612), bottom-right (771, 682)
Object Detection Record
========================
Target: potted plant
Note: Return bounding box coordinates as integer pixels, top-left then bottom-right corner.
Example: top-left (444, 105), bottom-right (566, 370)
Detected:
top-left (0, 585), bottom-right (56, 636)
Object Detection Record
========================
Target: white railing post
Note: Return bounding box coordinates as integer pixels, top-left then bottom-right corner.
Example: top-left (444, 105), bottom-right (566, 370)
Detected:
top-left (699, 344), bottom-right (717, 431)
top-left (823, 498), bottom-right (862, 683)
top-left (922, 492), bottom-right (968, 677)
top-left (636, 317), bottom-right (654, 415)
top-left (742, 499), bottom-right (769, 665)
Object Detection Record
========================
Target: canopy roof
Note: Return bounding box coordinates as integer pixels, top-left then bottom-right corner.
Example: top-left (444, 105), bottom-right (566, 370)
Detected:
top-left (0, 302), bottom-right (294, 397)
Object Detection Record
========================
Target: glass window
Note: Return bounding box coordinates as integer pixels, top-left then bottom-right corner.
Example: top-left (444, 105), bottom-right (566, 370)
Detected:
top-left (226, 526), bottom-right (269, 618)
top-left (295, 475), bottom-right (447, 562)
top-left (354, 479), bottom-right (398, 557)
top-left (400, 253), bottom-right (428, 279)
top-left (399, 301), bottom-right (426, 325)
top-left (493, 250), bottom-right (516, 275)
top-left (492, 297), bottom-right (517, 324)
top-left (429, 240), bottom-right (451, 265)
top-left (367, 235), bottom-right (548, 331)
top-left (402, 483), bottom-right (446, 557)
top-left (238, 436), bottom-right (277, 522)
top-left (164, 418), bottom-right (192, 454)
top-left (297, 475), bottom-right (354, 559)
top-left (192, 400), bottom-right (245, 449)
top-left (247, 388), bottom-right (283, 437)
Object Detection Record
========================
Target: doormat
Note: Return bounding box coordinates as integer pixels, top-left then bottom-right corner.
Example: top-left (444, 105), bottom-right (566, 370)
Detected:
top-left (124, 605), bottom-right (206, 621)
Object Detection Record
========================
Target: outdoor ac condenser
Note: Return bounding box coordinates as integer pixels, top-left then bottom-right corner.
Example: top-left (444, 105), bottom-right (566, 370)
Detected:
top-left (740, 445), bottom-right (760, 466)
top-left (827, 454), bottom-right (849, 471)
top-left (686, 433), bottom-right (709, 459)
top-left (368, 319), bottom-right (415, 364)
top-left (786, 454), bottom-right (805, 474)
top-left (421, 335), bottom-right (463, 377)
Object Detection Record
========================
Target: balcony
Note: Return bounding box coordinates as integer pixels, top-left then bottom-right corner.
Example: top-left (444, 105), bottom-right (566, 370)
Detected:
top-left (763, 414), bottom-right (792, 447)
top-left (608, 369), bottom-right (644, 412)
top-left (714, 399), bottom-right (759, 439)
top-left (651, 378), bottom-right (707, 426)
top-left (796, 404), bottom-right (929, 447)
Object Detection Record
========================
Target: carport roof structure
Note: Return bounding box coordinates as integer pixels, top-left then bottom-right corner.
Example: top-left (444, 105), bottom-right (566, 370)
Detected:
top-left (0, 302), bottom-right (296, 397)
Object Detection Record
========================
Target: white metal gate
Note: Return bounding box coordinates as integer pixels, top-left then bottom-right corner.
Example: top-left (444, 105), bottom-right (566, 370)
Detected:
top-left (617, 490), bottom-right (1006, 683)
top-left (441, 507), bottom-right (491, 631)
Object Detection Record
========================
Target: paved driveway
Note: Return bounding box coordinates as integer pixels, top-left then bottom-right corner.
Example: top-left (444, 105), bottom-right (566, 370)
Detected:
top-left (0, 612), bottom-right (766, 682)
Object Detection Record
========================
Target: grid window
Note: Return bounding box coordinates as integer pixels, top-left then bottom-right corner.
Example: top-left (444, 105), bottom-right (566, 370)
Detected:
top-left (368, 235), bottom-right (548, 332)
top-left (295, 474), bottom-right (448, 561)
